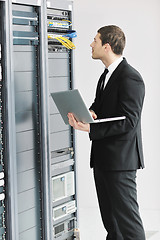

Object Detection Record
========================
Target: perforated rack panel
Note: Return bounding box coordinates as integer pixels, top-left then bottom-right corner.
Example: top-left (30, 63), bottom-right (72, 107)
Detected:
top-left (0, 42), bottom-right (6, 240)
top-left (0, 1), bottom-right (6, 238)
top-left (12, 4), bottom-right (42, 240)
top-left (0, 1), bottom-right (78, 240)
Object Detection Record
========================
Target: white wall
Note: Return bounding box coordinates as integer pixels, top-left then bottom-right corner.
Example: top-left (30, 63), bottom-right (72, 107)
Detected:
top-left (73, 0), bottom-right (160, 232)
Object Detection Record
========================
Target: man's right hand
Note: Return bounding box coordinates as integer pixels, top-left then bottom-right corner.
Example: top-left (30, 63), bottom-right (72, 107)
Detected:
top-left (90, 110), bottom-right (97, 120)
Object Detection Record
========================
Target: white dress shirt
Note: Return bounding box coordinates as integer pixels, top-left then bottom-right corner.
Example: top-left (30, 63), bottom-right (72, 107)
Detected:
top-left (103, 56), bottom-right (123, 89)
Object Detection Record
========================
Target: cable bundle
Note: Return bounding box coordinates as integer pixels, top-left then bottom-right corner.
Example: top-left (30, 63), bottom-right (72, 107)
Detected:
top-left (58, 19), bottom-right (72, 27)
top-left (48, 19), bottom-right (72, 28)
top-left (48, 30), bottom-right (77, 50)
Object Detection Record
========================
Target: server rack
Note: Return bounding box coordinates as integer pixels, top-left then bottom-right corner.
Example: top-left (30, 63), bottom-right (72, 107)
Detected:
top-left (0, 0), bottom-right (78, 240)
top-left (47, 5), bottom-right (78, 240)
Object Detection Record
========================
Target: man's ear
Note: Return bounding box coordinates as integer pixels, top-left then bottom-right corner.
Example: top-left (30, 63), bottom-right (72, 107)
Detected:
top-left (104, 43), bottom-right (111, 52)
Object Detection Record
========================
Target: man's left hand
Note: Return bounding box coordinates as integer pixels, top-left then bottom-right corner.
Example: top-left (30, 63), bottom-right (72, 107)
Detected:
top-left (67, 113), bottom-right (90, 132)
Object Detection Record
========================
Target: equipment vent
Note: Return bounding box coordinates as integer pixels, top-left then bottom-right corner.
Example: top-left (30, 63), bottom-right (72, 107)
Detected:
top-left (55, 223), bottom-right (65, 235)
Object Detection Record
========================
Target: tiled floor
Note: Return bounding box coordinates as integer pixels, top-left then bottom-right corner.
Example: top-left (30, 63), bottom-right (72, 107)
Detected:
top-left (78, 207), bottom-right (160, 240)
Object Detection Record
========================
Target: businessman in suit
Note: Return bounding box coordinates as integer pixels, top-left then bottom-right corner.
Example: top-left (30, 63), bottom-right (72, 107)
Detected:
top-left (68, 25), bottom-right (146, 239)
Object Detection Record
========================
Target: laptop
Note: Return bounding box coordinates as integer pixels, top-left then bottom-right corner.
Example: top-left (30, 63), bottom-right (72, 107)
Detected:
top-left (51, 89), bottom-right (126, 125)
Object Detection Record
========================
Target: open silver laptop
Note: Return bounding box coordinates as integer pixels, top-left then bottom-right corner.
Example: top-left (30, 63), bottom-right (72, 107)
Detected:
top-left (51, 89), bottom-right (125, 125)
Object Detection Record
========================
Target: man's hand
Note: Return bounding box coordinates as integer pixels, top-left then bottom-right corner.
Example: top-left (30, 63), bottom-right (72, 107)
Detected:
top-left (67, 113), bottom-right (90, 132)
top-left (90, 110), bottom-right (97, 120)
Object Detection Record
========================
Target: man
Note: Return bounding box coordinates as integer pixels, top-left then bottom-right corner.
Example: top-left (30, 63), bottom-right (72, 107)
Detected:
top-left (68, 25), bottom-right (146, 240)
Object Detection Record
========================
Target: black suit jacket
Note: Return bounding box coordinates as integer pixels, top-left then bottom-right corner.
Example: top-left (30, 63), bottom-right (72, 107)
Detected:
top-left (89, 58), bottom-right (145, 171)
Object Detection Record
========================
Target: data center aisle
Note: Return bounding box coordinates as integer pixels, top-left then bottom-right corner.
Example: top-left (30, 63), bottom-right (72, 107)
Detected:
top-left (79, 207), bottom-right (160, 240)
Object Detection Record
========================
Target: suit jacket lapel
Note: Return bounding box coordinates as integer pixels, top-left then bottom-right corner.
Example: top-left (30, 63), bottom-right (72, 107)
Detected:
top-left (100, 58), bottom-right (128, 104)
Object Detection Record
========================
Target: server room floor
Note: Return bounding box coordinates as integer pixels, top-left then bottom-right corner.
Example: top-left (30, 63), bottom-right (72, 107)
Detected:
top-left (79, 207), bottom-right (160, 240)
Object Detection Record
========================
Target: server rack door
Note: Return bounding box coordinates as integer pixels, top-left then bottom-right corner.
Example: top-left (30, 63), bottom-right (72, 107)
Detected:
top-left (12, 4), bottom-right (42, 240)
top-left (2, 1), bottom-right (52, 239)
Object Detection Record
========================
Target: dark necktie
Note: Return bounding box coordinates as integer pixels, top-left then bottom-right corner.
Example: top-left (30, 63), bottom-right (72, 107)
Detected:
top-left (100, 68), bottom-right (109, 90)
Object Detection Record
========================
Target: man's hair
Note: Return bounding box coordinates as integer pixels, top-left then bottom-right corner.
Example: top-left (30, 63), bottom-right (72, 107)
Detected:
top-left (98, 25), bottom-right (126, 55)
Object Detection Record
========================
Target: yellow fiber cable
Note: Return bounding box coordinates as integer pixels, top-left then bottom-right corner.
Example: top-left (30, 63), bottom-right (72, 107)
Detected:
top-left (58, 37), bottom-right (72, 49)
top-left (60, 37), bottom-right (76, 49)
top-left (56, 19), bottom-right (72, 27)
top-left (59, 37), bottom-right (75, 49)
top-left (62, 19), bottom-right (72, 24)
top-left (56, 37), bottom-right (70, 49)
top-left (55, 37), bottom-right (70, 49)
top-left (48, 35), bottom-right (53, 39)
top-left (57, 38), bottom-right (72, 49)
top-left (48, 34), bottom-right (76, 49)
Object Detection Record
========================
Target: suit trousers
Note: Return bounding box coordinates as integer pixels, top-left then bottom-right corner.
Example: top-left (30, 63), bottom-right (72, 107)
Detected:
top-left (93, 167), bottom-right (146, 240)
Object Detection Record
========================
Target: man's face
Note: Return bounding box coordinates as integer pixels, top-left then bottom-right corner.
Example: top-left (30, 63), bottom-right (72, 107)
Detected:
top-left (90, 33), bottom-right (105, 60)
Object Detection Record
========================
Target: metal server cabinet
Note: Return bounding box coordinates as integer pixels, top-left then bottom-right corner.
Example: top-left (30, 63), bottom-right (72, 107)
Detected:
top-left (0, 0), bottom-right (50, 240)
top-left (0, 0), bottom-right (78, 240)
top-left (3, 1), bottom-right (44, 240)
top-left (46, 1), bottom-right (78, 240)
